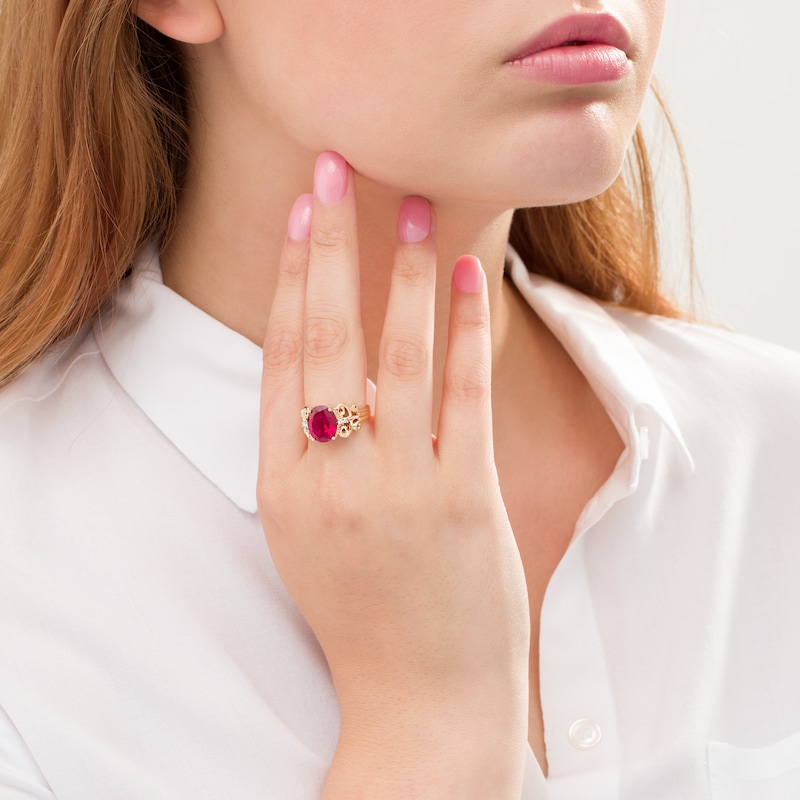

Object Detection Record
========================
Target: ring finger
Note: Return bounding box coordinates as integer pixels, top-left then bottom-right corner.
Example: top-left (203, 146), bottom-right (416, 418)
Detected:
top-left (303, 152), bottom-right (368, 441)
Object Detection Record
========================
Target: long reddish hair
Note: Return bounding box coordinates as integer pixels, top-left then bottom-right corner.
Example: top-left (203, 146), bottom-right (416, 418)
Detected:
top-left (0, 0), bottom-right (690, 387)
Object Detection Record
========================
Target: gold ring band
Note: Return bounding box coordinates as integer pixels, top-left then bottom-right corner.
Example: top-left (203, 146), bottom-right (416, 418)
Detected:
top-left (301, 403), bottom-right (371, 443)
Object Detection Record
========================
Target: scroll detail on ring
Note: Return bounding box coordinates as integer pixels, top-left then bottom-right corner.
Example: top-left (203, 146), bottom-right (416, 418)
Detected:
top-left (301, 403), bottom-right (370, 443)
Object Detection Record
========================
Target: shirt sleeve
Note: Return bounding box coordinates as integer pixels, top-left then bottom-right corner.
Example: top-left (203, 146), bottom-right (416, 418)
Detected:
top-left (0, 707), bottom-right (56, 800)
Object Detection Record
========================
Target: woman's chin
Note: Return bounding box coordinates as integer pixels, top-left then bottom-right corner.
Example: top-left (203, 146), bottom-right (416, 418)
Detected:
top-left (493, 110), bottom-right (639, 208)
top-left (468, 167), bottom-right (626, 214)
top-left (537, 172), bottom-right (625, 207)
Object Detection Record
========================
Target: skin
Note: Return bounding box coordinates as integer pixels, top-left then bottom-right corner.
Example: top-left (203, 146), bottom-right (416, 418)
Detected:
top-left (135, 0), bottom-right (665, 793)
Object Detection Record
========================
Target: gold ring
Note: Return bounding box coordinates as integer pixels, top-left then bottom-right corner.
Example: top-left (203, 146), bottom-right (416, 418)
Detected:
top-left (301, 403), bottom-right (371, 443)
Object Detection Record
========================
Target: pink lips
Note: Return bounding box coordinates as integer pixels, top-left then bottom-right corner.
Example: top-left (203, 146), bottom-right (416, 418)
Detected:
top-left (505, 13), bottom-right (631, 85)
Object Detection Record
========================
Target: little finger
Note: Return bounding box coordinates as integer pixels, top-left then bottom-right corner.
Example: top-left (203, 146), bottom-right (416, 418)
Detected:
top-left (436, 256), bottom-right (494, 466)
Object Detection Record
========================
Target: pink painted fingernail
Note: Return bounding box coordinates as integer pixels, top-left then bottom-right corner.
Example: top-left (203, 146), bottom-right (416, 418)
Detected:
top-left (397, 196), bottom-right (431, 243)
top-left (314, 151), bottom-right (348, 204)
top-left (453, 255), bottom-right (484, 293)
top-left (287, 193), bottom-right (313, 241)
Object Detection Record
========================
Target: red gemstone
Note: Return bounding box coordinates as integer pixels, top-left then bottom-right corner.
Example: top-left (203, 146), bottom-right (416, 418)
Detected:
top-left (308, 406), bottom-right (338, 442)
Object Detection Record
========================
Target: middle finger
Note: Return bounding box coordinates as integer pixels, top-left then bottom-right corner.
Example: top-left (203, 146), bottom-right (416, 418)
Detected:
top-left (374, 196), bottom-right (437, 452)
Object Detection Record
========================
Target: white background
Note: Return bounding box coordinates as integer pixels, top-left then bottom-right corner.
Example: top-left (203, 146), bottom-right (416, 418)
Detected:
top-left (652, 0), bottom-right (799, 350)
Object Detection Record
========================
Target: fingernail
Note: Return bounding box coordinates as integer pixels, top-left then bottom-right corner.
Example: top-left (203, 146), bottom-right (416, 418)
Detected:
top-left (453, 256), bottom-right (484, 294)
top-left (287, 193), bottom-right (313, 241)
top-left (397, 196), bottom-right (431, 243)
top-left (314, 151), bottom-right (348, 204)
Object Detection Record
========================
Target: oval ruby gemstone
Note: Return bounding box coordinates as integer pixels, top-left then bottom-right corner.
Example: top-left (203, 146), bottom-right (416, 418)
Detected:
top-left (307, 406), bottom-right (338, 442)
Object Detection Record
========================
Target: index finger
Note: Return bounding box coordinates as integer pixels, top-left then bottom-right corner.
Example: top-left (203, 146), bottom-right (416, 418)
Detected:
top-left (260, 193), bottom-right (313, 470)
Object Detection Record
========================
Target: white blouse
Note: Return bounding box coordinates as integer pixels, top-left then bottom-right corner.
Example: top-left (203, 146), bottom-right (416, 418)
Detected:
top-left (1, 245), bottom-right (799, 799)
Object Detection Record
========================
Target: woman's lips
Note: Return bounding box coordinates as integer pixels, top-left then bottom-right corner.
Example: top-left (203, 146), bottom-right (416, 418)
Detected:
top-left (505, 13), bottom-right (632, 85)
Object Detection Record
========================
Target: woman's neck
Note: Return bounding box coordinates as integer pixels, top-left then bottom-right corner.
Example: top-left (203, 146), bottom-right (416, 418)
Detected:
top-left (158, 95), bottom-right (592, 450)
top-left (159, 142), bottom-right (534, 418)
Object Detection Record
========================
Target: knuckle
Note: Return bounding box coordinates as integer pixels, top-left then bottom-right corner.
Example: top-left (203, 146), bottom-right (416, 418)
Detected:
top-left (310, 224), bottom-right (350, 255)
top-left (445, 365), bottom-right (491, 403)
top-left (445, 488), bottom-right (492, 532)
top-left (305, 313), bottom-right (349, 365)
top-left (263, 324), bottom-right (302, 372)
top-left (381, 334), bottom-right (428, 381)
top-left (257, 481), bottom-right (279, 515)
top-left (257, 469), bottom-right (292, 522)
top-left (394, 250), bottom-right (432, 287)
top-left (443, 489), bottom-right (476, 527)
top-left (452, 305), bottom-right (491, 333)
top-left (307, 461), bottom-right (364, 525)
top-left (280, 249), bottom-right (307, 283)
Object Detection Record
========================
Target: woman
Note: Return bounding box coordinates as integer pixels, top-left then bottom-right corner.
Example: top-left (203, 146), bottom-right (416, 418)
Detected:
top-left (1, 0), bottom-right (798, 797)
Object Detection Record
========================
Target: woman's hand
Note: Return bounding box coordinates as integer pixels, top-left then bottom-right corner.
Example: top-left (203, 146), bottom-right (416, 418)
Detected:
top-left (258, 152), bottom-right (530, 798)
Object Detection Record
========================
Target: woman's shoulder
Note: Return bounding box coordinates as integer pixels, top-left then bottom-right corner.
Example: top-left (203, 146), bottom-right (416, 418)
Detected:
top-left (507, 248), bottom-right (800, 420)
top-left (0, 325), bottom-right (105, 416)
top-left (609, 306), bottom-right (800, 393)
top-left (0, 323), bottom-right (127, 545)
top-left (606, 305), bottom-right (800, 451)
top-left (0, 325), bottom-right (114, 475)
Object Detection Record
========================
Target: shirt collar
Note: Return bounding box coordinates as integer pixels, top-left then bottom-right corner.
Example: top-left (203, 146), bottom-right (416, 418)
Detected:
top-left (505, 245), bottom-right (694, 473)
top-left (95, 244), bottom-right (693, 516)
top-left (95, 242), bottom-right (264, 513)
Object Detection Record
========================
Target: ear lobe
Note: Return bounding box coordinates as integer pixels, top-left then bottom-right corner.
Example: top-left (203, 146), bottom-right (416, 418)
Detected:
top-left (134, 0), bottom-right (223, 44)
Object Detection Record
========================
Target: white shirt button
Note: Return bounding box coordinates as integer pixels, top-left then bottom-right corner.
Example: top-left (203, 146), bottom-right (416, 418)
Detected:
top-left (568, 718), bottom-right (603, 750)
